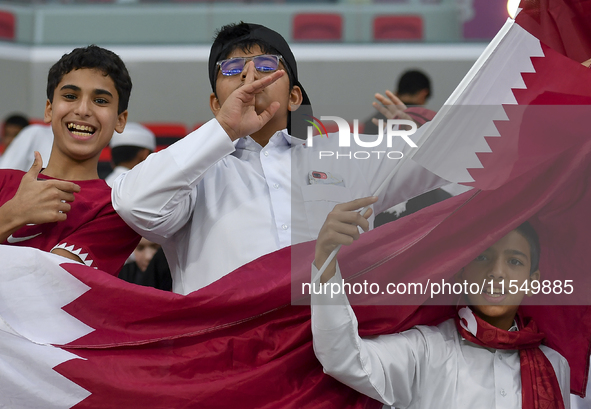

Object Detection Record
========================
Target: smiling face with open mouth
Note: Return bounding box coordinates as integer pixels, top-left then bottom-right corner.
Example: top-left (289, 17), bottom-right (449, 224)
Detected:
top-left (459, 230), bottom-right (540, 330)
top-left (44, 68), bottom-right (127, 178)
top-left (67, 122), bottom-right (97, 140)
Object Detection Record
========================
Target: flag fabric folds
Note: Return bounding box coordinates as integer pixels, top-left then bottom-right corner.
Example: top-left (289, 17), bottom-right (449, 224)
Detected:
top-left (0, 245), bottom-right (381, 409)
top-left (2, 127), bottom-right (591, 406)
top-left (413, 17), bottom-right (591, 190)
top-left (516, 0), bottom-right (591, 63)
top-left (2, 0), bottom-right (591, 407)
top-left (2, 134), bottom-right (591, 406)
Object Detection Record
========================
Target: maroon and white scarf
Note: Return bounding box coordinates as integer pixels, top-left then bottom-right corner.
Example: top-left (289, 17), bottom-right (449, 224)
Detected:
top-left (455, 306), bottom-right (565, 409)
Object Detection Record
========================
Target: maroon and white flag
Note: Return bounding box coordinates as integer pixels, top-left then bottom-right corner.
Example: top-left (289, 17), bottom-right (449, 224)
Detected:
top-left (2, 0), bottom-right (591, 407)
top-left (413, 7), bottom-right (591, 189)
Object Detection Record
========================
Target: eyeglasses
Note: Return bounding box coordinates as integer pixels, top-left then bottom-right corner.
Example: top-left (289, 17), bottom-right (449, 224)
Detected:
top-left (217, 54), bottom-right (283, 76)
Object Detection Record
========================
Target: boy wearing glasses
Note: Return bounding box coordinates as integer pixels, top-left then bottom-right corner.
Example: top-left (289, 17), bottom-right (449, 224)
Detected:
top-left (112, 22), bottom-right (447, 294)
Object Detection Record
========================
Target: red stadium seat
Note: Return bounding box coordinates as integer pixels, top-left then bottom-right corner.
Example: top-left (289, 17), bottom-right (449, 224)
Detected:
top-left (98, 146), bottom-right (112, 179)
top-left (292, 13), bottom-right (342, 42)
top-left (28, 118), bottom-right (47, 125)
top-left (0, 10), bottom-right (15, 40)
top-left (99, 146), bottom-right (112, 162)
top-left (142, 122), bottom-right (188, 152)
top-left (373, 15), bottom-right (423, 41)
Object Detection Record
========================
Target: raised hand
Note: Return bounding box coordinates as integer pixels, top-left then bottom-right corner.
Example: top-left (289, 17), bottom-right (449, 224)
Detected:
top-left (371, 90), bottom-right (413, 127)
top-left (315, 196), bottom-right (377, 283)
top-left (0, 152), bottom-right (81, 242)
top-left (216, 61), bottom-right (285, 141)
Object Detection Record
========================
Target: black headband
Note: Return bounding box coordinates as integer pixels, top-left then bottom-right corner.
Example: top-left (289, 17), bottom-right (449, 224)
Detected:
top-left (208, 23), bottom-right (312, 139)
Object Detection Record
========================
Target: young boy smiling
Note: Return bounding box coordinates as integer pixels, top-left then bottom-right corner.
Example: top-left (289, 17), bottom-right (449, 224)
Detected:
top-left (311, 196), bottom-right (570, 409)
top-left (0, 45), bottom-right (139, 276)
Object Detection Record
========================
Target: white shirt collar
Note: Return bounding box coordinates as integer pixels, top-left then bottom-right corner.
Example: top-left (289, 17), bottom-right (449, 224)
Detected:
top-left (508, 321), bottom-right (519, 332)
top-left (234, 128), bottom-right (299, 150)
top-left (460, 320), bottom-right (520, 343)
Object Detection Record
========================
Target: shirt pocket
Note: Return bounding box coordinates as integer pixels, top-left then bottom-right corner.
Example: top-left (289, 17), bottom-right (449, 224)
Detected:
top-left (300, 184), bottom-right (354, 239)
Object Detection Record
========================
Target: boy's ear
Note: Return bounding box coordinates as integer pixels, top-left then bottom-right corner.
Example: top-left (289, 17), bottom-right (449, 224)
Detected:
top-left (527, 269), bottom-right (541, 297)
top-left (210, 93), bottom-right (221, 115)
top-left (288, 85), bottom-right (303, 112)
top-left (115, 110), bottom-right (128, 134)
top-left (44, 100), bottom-right (53, 124)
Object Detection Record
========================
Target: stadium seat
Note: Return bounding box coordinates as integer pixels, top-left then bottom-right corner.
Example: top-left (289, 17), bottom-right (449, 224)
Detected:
top-left (0, 10), bottom-right (15, 40)
top-left (98, 147), bottom-right (113, 179)
top-left (292, 13), bottom-right (342, 42)
top-left (373, 15), bottom-right (423, 41)
top-left (142, 122), bottom-right (188, 152)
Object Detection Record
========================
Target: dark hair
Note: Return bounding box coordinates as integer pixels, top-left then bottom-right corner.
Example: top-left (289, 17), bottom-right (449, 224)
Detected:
top-left (397, 70), bottom-right (431, 99)
top-left (211, 22), bottom-right (295, 95)
top-left (111, 145), bottom-right (144, 166)
top-left (46, 45), bottom-right (132, 114)
top-left (514, 221), bottom-right (540, 274)
top-left (3, 113), bottom-right (29, 129)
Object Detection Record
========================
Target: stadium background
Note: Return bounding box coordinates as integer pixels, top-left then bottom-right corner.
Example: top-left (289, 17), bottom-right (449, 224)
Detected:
top-left (0, 0), bottom-right (512, 142)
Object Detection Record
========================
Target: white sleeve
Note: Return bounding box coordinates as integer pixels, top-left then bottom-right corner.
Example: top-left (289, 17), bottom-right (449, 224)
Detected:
top-left (558, 355), bottom-right (571, 409)
top-left (355, 123), bottom-right (451, 214)
top-left (111, 119), bottom-right (236, 242)
top-left (310, 263), bottom-right (425, 408)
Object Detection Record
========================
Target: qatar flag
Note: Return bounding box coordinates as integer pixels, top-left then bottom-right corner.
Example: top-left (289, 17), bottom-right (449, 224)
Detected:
top-left (2, 143), bottom-right (591, 408)
top-left (2, 0), bottom-right (591, 407)
top-left (0, 245), bottom-right (381, 409)
top-left (412, 12), bottom-right (591, 189)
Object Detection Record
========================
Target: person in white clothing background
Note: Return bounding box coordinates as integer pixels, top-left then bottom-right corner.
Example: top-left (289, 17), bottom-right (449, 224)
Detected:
top-left (112, 22), bottom-right (450, 295)
top-left (104, 122), bottom-right (155, 187)
top-left (310, 196), bottom-right (570, 409)
top-left (0, 124), bottom-right (53, 171)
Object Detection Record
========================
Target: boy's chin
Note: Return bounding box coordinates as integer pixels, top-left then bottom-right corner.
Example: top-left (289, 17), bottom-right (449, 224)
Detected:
top-left (471, 303), bottom-right (519, 320)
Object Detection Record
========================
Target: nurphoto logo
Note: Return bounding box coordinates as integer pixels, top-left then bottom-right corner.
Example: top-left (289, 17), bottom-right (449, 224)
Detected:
top-left (305, 115), bottom-right (418, 160)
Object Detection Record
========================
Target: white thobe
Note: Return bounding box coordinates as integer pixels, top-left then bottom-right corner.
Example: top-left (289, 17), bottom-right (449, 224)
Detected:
top-left (112, 119), bottom-right (447, 294)
top-left (311, 266), bottom-right (570, 409)
top-left (105, 165), bottom-right (129, 188)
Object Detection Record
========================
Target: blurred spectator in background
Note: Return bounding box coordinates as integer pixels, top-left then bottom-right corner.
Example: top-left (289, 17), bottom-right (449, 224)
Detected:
top-left (363, 69), bottom-right (432, 135)
top-left (394, 70), bottom-right (431, 106)
top-left (105, 122), bottom-right (156, 187)
top-left (118, 237), bottom-right (172, 291)
top-left (0, 124), bottom-right (53, 171)
top-left (108, 124), bottom-right (167, 290)
top-left (1, 113), bottom-right (29, 156)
